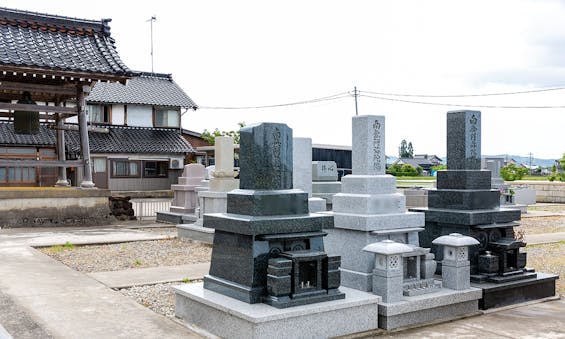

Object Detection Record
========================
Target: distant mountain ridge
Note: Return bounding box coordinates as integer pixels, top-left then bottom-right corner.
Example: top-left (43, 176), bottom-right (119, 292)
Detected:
top-left (487, 155), bottom-right (557, 168)
top-left (436, 155), bottom-right (557, 168)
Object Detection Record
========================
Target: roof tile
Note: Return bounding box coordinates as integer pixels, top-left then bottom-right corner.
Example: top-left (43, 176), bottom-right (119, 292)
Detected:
top-left (87, 73), bottom-right (197, 109)
top-left (0, 122), bottom-right (194, 157)
top-left (0, 7), bottom-right (132, 76)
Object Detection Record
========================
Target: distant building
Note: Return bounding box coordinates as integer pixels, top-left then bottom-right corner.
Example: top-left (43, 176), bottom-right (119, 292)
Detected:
top-left (414, 154), bottom-right (443, 166)
top-left (393, 154), bottom-right (443, 175)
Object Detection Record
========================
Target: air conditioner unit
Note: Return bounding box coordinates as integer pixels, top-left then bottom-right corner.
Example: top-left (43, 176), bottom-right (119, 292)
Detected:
top-left (169, 158), bottom-right (184, 169)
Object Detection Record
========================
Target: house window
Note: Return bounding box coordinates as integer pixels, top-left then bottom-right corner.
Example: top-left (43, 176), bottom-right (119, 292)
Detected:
top-left (88, 104), bottom-right (111, 124)
top-left (0, 167), bottom-right (36, 184)
top-left (143, 161), bottom-right (168, 178)
top-left (111, 160), bottom-right (140, 178)
top-left (154, 108), bottom-right (179, 128)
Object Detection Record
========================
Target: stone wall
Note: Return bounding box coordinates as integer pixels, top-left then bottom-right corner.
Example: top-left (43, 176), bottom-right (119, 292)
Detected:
top-left (0, 189), bottom-right (112, 228)
top-left (513, 181), bottom-right (565, 203)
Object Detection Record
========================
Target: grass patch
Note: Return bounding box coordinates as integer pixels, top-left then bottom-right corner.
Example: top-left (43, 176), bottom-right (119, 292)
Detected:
top-left (134, 259), bottom-right (142, 266)
top-left (510, 176), bottom-right (550, 181)
top-left (393, 176), bottom-right (436, 181)
top-left (48, 241), bottom-right (75, 253)
top-left (181, 277), bottom-right (191, 283)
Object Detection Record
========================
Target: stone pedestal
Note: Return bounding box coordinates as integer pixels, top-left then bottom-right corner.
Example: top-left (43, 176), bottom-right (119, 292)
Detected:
top-left (178, 137), bottom-right (238, 242)
top-left (311, 161), bottom-right (341, 210)
top-left (169, 164), bottom-right (205, 214)
top-left (174, 284), bottom-right (380, 339)
top-left (412, 110), bottom-right (557, 310)
top-left (158, 164), bottom-right (205, 223)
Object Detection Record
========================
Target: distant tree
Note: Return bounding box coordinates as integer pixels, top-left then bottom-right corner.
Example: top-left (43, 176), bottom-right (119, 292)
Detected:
top-left (500, 163), bottom-right (529, 181)
top-left (407, 142), bottom-right (414, 158)
top-left (386, 164), bottom-right (421, 176)
top-left (398, 139), bottom-right (414, 158)
top-left (549, 152), bottom-right (565, 182)
top-left (201, 122), bottom-right (245, 145)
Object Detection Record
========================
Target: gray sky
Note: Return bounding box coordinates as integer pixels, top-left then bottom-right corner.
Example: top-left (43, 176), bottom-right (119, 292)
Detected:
top-left (4, 0), bottom-right (565, 160)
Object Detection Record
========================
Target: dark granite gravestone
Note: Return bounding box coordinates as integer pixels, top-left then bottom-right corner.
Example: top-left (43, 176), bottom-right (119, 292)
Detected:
top-left (203, 122), bottom-right (345, 308)
top-left (411, 110), bottom-right (557, 310)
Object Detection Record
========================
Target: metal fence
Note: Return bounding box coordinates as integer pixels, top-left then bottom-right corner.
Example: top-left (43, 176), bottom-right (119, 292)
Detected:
top-left (131, 199), bottom-right (171, 221)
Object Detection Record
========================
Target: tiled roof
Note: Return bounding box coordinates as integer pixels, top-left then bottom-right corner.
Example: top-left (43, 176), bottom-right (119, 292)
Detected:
top-left (0, 122), bottom-right (194, 157)
top-left (65, 125), bottom-right (195, 155)
top-left (0, 121), bottom-right (56, 146)
top-left (0, 7), bottom-right (132, 76)
top-left (87, 72), bottom-right (198, 109)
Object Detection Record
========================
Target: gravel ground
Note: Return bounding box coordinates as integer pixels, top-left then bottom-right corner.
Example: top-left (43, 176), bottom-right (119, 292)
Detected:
top-left (526, 241), bottom-right (565, 295)
top-left (38, 208), bottom-right (565, 319)
top-left (516, 215), bottom-right (565, 235)
top-left (118, 282), bottom-right (190, 318)
top-left (38, 237), bottom-right (211, 273)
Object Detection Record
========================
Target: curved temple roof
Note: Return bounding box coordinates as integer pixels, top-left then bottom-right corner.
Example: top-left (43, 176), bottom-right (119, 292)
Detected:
top-left (0, 7), bottom-right (133, 79)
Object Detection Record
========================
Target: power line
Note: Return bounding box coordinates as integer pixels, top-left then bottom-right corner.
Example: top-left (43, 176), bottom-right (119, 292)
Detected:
top-left (359, 86), bottom-right (565, 98)
top-left (359, 94), bottom-right (565, 109)
top-left (198, 92), bottom-right (350, 110)
top-left (196, 86), bottom-right (565, 111)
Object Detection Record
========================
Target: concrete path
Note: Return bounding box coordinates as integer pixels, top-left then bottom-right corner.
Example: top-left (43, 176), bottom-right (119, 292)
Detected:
top-left (0, 227), bottom-right (200, 339)
top-left (0, 224), bottom-right (564, 338)
top-left (385, 297), bottom-right (565, 338)
top-left (0, 226), bottom-right (171, 247)
top-left (88, 262), bottom-right (210, 289)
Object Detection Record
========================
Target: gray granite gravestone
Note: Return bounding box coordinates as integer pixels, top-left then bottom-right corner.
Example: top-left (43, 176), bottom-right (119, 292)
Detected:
top-left (412, 110), bottom-right (557, 310)
top-left (177, 136), bottom-right (239, 243)
top-left (325, 115), bottom-right (482, 330)
top-left (293, 138), bottom-right (326, 212)
top-left (311, 161), bottom-right (341, 209)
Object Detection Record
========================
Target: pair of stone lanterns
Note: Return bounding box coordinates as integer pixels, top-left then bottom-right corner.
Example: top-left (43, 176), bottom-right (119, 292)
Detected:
top-left (363, 233), bottom-right (479, 303)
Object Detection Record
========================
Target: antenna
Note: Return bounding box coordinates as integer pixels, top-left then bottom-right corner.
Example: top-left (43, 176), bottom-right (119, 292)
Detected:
top-left (147, 15), bottom-right (157, 73)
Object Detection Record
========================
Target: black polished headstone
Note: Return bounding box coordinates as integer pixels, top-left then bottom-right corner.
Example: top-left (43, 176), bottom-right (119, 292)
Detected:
top-left (239, 123), bottom-right (293, 190)
top-left (204, 122), bottom-right (344, 308)
top-left (447, 110), bottom-right (481, 170)
top-left (411, 110), bottom-right (556, 310)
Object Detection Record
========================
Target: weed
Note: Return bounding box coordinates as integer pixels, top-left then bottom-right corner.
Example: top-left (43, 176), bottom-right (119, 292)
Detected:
top-left (181, 277), bottom-right (191, 283)
top-left (49, 245), bottom-right (64, 253)
top-left (63, 241), bottom-right (75, 249)
top-left (134, 259), bottom-right (142, 266)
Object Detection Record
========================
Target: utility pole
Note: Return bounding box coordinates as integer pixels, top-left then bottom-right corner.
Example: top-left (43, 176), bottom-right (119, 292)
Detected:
top-left (354, 86), bottom-right (359, 116)
top-left (147, 15), bottom-right (156, 73)
top-left (529, 152), bottom-right (533, 175)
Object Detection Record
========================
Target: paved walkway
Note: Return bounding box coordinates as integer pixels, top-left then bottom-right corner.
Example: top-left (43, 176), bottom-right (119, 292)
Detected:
top-left (0, 224), bottom-right (563, 338)
top-left (0, 226), bottom-right (200, 339)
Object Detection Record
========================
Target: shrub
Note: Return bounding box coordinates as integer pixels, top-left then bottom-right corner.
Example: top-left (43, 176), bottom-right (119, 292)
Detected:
top-left (500, 164), bottom-right (528, 181)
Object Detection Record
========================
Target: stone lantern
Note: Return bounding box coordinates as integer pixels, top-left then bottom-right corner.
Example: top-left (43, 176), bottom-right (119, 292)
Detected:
top-left (432, 233), bottom-right (479, 290)
top-left (363, 240), bottom-right (413, 302)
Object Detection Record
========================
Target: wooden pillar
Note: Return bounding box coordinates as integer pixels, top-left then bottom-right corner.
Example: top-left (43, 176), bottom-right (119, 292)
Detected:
top-left (77, 85), bottom-right (95, 188)
top-left (55, 100), bottom-right (70, 186)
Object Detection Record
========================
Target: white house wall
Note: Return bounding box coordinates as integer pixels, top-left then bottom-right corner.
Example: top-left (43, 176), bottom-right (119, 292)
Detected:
top-left (112, 104), bottom-right (125, 125)
top-left (127, 105), bottom-right (152, 127)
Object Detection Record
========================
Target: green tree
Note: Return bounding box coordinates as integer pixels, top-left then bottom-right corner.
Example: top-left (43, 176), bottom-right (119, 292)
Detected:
top-left (398, 139), bottom-right (414, 158)
top-left (549, 152), bottom-right (565, 182)
top-left (386, 164), bottom-right (421, 176)
top-left (500, 163), bottom-right (529, 181)
top-left (431, 164), bottom-right (447, 171)
top-left (201, 122), bottom-right (245, 145)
